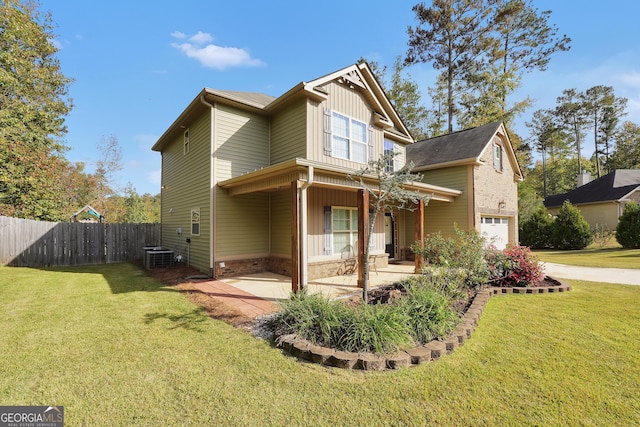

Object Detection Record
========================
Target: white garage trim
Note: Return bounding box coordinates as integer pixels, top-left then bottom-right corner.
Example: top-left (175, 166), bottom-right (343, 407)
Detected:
top-left (480, 216), bottom-right (509, 250)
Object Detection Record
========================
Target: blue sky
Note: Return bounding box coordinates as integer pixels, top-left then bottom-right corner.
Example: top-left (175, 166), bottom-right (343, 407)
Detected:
top-left (40, 0), bottom-right (640, 195)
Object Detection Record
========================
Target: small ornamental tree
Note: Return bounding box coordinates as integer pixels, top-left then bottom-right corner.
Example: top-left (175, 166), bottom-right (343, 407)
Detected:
top-left (519, 206), bottom-right (553, 249)
top-left (616, 201), bottom-right (640, 248)
top-left (550, 200), bottom-right (592, 250)
top-left (349, 152), bottom-right (431, 302)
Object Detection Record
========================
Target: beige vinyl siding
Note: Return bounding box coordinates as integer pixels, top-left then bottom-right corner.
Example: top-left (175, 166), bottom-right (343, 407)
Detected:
top-left (306, 187), bottom-right (385, 261)
top-left (270, 99), bottom-right (306, 164)
top-left (215, 187), bottom-right (269, 259)
top-left (421, 166), bottom-right (470, 237)
top-left (270, 189), bottom-right (291, 257)
top-left (160, 111), bottom-right (211, 272)
top-left (571, 202), bottom-right (620, 230)
top-left (214, 103), bottom-right (269, 181)
top-left (307, 81), bottom-right (384, 168)
top-left (213, 103), bottom-right (270, 259)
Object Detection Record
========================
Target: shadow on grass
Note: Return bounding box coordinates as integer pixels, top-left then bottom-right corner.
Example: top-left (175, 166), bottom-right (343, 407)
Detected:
top-left (39, 262), bottom-right (181, 294)
top-left (143, 308), bottom-right (209, 332)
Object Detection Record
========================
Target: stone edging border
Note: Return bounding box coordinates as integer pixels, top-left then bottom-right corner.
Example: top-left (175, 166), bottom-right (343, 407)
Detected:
top-left (275, 276), bottom-right (571, 371)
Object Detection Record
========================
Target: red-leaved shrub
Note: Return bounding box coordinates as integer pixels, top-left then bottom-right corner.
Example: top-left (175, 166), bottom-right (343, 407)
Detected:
top-left (487, 244), bottom-right (544, 287)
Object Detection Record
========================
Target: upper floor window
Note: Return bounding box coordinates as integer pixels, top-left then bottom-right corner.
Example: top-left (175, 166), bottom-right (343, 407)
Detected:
top-left (384, 139), bottom-right (394, 172)
top-left (332, 112), bottom-right (367, 163)
top-left (493, 142), bottom-right (503, 172)
top-left (184, 129), bottom-right (190, 155)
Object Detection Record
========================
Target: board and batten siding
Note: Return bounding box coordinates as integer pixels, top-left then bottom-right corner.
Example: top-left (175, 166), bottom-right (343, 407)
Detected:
top-left (307, 81), bottom-right (386, 169)
top-left (270, 99), bottom-right (307, 164)
top-left (214, 103), bottom-right (270, 259)
top-left (269, 190), bottom-right (291, 257)
top-left (160, 111), bottom-right (211, 272)
top-left (420, 166), bottom-right (470, 238)
top-left (306, 187), bottom-right (385, 261)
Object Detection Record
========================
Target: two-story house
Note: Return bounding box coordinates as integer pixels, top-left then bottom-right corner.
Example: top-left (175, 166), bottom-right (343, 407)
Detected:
top-left (152, 62), bottom-right (464, 290)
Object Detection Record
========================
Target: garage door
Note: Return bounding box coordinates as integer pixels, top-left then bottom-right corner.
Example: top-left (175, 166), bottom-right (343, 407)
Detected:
top-left (480, 217), bottom-right (509, 250)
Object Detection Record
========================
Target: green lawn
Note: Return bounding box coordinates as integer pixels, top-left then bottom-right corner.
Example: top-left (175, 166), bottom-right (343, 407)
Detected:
top-left (534, 247), bottom-right (640, 269)
top-left (1, 263), bottom-right (639, 426)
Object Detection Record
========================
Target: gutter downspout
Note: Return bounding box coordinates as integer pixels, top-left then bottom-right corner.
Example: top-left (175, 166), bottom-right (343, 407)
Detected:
top-left (200, 94), bottom-right (216, 277)
top-left (299, 166), bottom-right (314, 288)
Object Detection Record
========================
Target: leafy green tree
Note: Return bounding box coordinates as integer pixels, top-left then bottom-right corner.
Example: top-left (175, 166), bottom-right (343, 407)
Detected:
top-left (406, 0), bottom-right (494, 134)
top-left (517, 181), bottom-right (544, 223)
top-left (0, 0), bottom-right (73, 220)
top-left (350, 152), bottom-right (431, 301)
top-left (583, 85), bottom-right (627, 177)
top-left (616, 201), bottom-right (640, 249)
top-left (94, 135), bottom-right (123, 215)
top-left (490, 0), bottom-right (570, 111)
top-left (550, 200), bottom-right (592, 250)
top-left (608, 121), bottom-right (640, 170)
top-left (361, 57), bottom-right (431, 140)
top-left (554, 89), bottom-right (589, 175)
top-left (526, 108), bottom-right (569, 197)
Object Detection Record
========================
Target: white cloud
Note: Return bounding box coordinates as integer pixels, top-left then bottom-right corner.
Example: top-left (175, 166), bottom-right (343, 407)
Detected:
top-left (171, 31), bottom-right (265, 71)
top-left (170, 31), bottom-right (186, 39)
top-left (189, 31), bottom-right (214, 45)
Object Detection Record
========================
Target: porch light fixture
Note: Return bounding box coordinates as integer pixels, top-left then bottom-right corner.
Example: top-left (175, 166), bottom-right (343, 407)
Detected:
top-left (498, 200), bottom-right (506, 210)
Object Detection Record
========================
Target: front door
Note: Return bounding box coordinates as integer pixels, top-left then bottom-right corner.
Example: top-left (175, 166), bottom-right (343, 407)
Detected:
top-left (385, 213), bottom-right (395, 259)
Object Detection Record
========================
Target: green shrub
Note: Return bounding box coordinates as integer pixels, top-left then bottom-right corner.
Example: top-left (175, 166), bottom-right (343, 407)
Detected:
top-left (550, 201), bottom-right (593, 250)
top-left (397, 281), bottom-right (459, 344)
top-left (616, 201), bottom-right (640, 248)
top-left (413, 231), bottom-right (454, 266)
top-left (412, 225), bottom-right (490, 288)
top-left (412, 266), bottom-right (467, 299)
top-left (337, 303), bottom-right (413, 354)
top-left (519, 206), bottom-right (553, 249)
top-left (591, 223), bottom-right (615, 249)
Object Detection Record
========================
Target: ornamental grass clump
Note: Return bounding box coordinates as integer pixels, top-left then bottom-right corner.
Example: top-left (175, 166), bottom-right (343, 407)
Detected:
top-left (337, 303), bottom-right (413, 354)
top-left (269, 290), bottom-right (348, 347)
top-left (397, 277), bottom-right (460, 344)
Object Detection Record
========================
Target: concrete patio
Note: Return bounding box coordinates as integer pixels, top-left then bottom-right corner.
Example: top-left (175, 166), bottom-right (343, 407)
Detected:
top-left (190, 261), bottom-right (418, 318)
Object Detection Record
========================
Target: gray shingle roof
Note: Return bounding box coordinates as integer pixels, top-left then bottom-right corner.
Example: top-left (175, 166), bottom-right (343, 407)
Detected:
top-left (208, 89), bottom-right (276, 108)
top-left (406, 121), bottom-right (502, 169)
top-left (544, 169), bottom-right (640, 207)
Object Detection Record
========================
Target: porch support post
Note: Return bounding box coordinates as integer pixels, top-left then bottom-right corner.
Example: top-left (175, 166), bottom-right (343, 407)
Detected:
top-left (291, 180), bottom-right (300, 293)
top-left (415, 199), bottom-right (424, 273)
top-left (357, 189), bottom-right (369, 289)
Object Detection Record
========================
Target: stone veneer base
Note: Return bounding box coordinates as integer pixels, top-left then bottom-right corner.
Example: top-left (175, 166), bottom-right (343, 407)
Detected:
top-left (276, 276), bottom-right (571, 371)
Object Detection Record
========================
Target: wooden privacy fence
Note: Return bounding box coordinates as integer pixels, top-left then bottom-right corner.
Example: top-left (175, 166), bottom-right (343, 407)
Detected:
top-left (0, 216), bottom-right (161, 267)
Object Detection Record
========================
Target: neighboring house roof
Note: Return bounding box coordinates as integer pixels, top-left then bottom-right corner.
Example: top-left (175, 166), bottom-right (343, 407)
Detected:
top-left (152, 62), bottom-right (412, 153)
top-left (70, 205), bottom-right (104, 222)
top-left (544, 169), bottom-right (640, 207)
top-left (406, 121), bottom-right (523, 179)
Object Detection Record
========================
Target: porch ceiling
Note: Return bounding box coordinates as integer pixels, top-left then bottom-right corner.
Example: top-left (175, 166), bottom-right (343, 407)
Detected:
top-left (218, 158), bottom-right (462, 202)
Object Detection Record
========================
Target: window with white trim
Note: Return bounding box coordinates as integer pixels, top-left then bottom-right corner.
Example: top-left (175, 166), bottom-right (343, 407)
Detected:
top-left (184, 129), bottom-right (190, 155)
top-left (191, 209), bottom-right (200, 236)
top-left (384, 139), bottom-right (394, 172)
top-left (332, 207), bottom-right (358, 254)
top-left (493, 142), bottom-right (503, 172)
top-left (332, 112), bottom-right (367, 163)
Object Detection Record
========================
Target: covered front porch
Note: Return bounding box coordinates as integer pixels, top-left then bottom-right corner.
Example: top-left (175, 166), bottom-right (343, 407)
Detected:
top-left (217, 158), bottom-right (461, 293)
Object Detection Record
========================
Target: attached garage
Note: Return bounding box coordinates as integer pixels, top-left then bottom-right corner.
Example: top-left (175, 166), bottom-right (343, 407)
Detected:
top-left (480, 216), bottom-right (509, 250)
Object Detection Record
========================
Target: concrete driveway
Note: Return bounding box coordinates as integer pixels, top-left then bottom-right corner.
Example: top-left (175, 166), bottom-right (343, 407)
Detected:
top-left (543, 263), bottom-right (640, 285)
